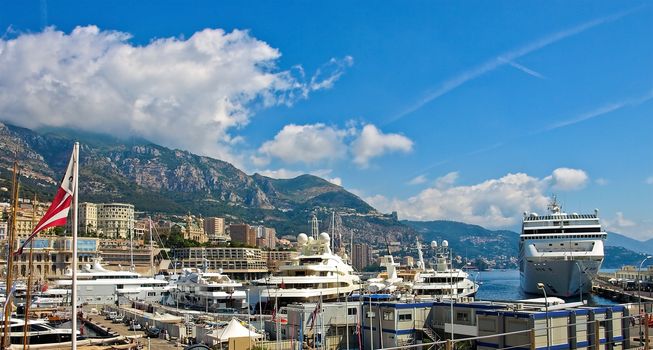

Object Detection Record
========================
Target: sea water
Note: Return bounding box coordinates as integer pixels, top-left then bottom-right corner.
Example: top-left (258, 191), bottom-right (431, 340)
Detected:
top-left (474, 269), bottom-right (616, 305)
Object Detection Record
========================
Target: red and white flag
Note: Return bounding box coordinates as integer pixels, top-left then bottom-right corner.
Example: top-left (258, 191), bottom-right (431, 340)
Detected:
top-left (15, 150), bottom-right (76, 255)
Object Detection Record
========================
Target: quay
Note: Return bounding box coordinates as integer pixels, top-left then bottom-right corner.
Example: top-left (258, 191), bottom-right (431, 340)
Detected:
top-left (91, 296), bottom-right (653, 350)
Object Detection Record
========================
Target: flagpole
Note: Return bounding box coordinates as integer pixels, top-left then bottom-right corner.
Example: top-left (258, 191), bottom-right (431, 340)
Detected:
top-left (71, 142), bottom-right (79, 350)
top-left (23, 194), bottom-right (38, 349)
top-left (2, 162), bottom-right (19, 348)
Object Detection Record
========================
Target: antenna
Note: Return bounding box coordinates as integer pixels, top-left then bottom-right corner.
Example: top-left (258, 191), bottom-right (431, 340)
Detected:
top-left (309, 214), bottom-right (320, 240)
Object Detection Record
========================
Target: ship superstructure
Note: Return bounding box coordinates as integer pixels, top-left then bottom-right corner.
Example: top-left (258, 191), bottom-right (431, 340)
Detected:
top-left (519, 197), bottom-right (606, 297)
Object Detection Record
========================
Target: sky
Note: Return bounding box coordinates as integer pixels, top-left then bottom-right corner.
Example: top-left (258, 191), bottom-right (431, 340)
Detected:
top-left (0, 1), bottom-right (652, 239)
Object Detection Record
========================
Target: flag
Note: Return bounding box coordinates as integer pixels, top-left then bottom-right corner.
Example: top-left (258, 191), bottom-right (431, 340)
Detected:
top-left (308, 299), bottom-right (321, 330)
top-left (280, 279), bottom-right (286, 289)
top-left (15, 150), bottom-right (75, 256)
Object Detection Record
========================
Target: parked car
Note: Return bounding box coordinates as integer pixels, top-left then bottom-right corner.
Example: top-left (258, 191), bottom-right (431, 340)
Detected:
top-left (112, 314), bottom-right (124, 323)
top-left (146, 327), bottom-right (161, 338)
top-left (128, 321), bottom-right (142, 331)
top-left (105, 311), bottom-right (117, 320)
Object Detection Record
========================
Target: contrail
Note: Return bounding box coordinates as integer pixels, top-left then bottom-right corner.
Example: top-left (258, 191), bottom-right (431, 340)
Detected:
top-left (544, 90), bottom-right (653, 132)
top-left (500, 58), bottom-right (546, 80)
top-left (386, 6), bottom-right (642, 124)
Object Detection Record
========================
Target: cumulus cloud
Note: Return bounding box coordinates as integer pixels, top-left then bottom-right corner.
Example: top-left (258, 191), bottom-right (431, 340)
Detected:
top-left (257, 124), bottom-right (349, 165)
top-left (602, 212), bottom-right (653, 240)
top-left (407, 175), bottom-right (427, 185)
top-left (257, 122), bottom-right (413, 167)
top-left (366, 168), bottom-right (588, 228)
top-left (351, 124), bottom-right (413, 167)
top-left (546, 168), bottom-right (589, 190)
top-left (0, 26), bottom-right (351, 164)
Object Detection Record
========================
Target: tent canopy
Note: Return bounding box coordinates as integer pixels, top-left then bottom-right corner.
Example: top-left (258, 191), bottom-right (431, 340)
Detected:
top-left (210, 318), bottom-right (262, 342)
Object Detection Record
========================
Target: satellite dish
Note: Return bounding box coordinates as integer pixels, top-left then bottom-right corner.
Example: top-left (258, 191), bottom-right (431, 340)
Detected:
top-left (297, 233), bottom-right (308, 246)
top-left (319, 232), bottom-right (330, 243)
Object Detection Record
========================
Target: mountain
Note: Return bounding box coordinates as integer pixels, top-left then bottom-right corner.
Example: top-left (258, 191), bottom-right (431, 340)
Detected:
top-left (0, 122), bottom-right (376, 236)
top-left (402, 220), bottom-right (519, 267)
top-left (605, 231), bottom-right (653, 255)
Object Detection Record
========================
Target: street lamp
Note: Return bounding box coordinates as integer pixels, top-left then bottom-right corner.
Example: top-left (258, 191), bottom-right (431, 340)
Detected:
top-left (638, 255), bottom-right (653, 344)
top-left (537, 282), bottom-right (550, 350)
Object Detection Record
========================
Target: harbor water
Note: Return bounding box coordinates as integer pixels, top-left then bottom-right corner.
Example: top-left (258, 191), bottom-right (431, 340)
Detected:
top-left (474, 269), bottom-right (617, 305)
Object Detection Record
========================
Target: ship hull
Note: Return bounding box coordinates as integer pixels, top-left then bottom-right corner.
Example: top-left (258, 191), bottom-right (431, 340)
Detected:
top-left (520, 259), bottom-right (602, 297)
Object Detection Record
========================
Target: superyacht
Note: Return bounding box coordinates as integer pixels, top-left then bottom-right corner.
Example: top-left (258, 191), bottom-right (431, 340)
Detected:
top-left (411, 239), bottom-right (478, 301)
top-left (53, 259), bottom-right (170, 305)
top-left (254, 231), bottom-right (360, 307)
top-left (168, 268), bottom-right (247, 311)
top-left (519, 197), bottom-right (606, 297)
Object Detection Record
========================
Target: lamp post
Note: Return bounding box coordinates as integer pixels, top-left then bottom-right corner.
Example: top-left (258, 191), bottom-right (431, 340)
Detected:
top-left (638, 255), bottom-right (653, 344)
top-left (537, 282), bottom-right (550, 350)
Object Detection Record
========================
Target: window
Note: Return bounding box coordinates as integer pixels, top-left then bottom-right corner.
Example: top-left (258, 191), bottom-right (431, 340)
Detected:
top-left (398, 313), bottom-right (412, 321)
top-left (456, 312), bottom-right (469, 322)
top-left (383, 311), bottom-right (394, 320)
top-left (348, 308), bottom-right (357, 316)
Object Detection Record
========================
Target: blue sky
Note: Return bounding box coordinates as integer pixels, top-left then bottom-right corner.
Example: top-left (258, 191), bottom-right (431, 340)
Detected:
top-left (1, 1), bottom-right (652, 238)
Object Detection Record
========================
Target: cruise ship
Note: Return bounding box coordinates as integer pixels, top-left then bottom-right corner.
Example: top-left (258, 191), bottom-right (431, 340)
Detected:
top-left (411, 239), bottom-right (478, 300)
top-left (254, 232), bottom-right (360, 307)
top-left (519, 198), bottom-right (606, 297)
top-left (168, 268), bottom-right (247, 311)
top-left (54, 259), bottom-right (171, 305)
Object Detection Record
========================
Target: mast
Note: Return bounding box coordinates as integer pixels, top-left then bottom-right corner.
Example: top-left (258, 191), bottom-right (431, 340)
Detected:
top-left (2, 162), bottom-right (19, 348)
top-left (310, 214), bottom-right (319, 240)
top-left (22, 194), bottom-right (38, 349)
top-left (330, 212), bottom-right (335, 252)
top-left (71, 142), bottom-right (79, 350)
top-left (149, 217), bottom-right (154, 276)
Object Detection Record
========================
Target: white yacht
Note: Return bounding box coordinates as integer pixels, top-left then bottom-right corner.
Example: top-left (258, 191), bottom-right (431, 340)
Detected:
top-left (53, 259), bottom-right (171, 305)
top-left (254, 232), bottom-right (360, 307)
top-left (0, 317), bottom-right (78, 345)
top-left (520, 198), bottom-right (606, 297)
top-left (411, 239), bottom-right (478, 301)
top-left (367, 255), bottom-right (407, 293)
top-left (168, 268), bottom-right (247, 311)
top-left (30, 288), bottom-right (71, 308)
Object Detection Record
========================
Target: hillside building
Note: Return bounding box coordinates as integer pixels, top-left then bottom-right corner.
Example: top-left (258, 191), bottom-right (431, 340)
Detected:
top-left (230, 223), bottom-right (256, 246)
top-left (353, 243), bottom-right (372, 270)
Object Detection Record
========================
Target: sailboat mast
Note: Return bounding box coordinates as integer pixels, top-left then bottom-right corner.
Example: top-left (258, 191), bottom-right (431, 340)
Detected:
top-left (71, 142), bottom-right (80, 350)
top-left (2, 161), bottom-right (19, 349)
top-left (22, 194), bottom-right (38, 349)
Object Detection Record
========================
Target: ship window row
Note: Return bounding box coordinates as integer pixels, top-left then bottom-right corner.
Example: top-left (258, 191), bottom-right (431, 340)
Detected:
top-left (414, 288), bottom-right (465, 295)
top-left (521, 234), bottom-right (605, 241)
top-left (523, 227), bottom-right (602, 234)
top-left (423, 277), bottom-right (465, 283)
top-left (524, 214), bottom-right (597, 221)
top-left (272, 282), bottom-right (350, 289)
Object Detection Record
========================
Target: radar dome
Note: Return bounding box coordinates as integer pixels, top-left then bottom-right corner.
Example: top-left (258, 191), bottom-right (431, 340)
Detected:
top-left (442, 240), bottom-right (449, 247)
top-left (319, 232), bottom-right (330, 243)
top-left (430, 241), bottom-right (438, 248)
top-left (297, 233), bottom-right (309, 246)
top-left (308, 236), bottom-right (315, 242)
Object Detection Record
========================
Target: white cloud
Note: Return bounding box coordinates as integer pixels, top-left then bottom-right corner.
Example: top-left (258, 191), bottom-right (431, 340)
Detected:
top-left (595, 178), bottom-right (609, 186)
top-left (434, 172), bottom-right (459, 189)
top-left (546, 168), bottom-right (589, 191)
top-left (257, 124), bottom-right (349, 164)
top-left (603, 212), bottom-right (653, 240)
top-left (257, 122), bottom-right (413, 167)
top-left (351, 124), bottom-right (413, 167)
top-left (646, 176), bottom-right (653, 185)
top-left (407, 175), bottom-right (427, 185)
top-left (366, 168), bottom-right (589, 228)
top-left (0, 26), bottom-right (351, 165)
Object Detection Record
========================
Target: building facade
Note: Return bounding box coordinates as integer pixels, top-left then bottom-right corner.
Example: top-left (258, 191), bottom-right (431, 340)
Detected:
top-left (230, 224), bottom-right (256, 246)
top-left (353, 243), bottom-right (372, 271)
top-left (6, 237), bottom-right (100, 279)
top-left (204, 217), bottom-right (226, 237)
top-left (172, 246), bottom-right (267, 280)
top-left (96, 203), bottom-right (135, 239)
top-left (261, 250), bottom-right (298, 271)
